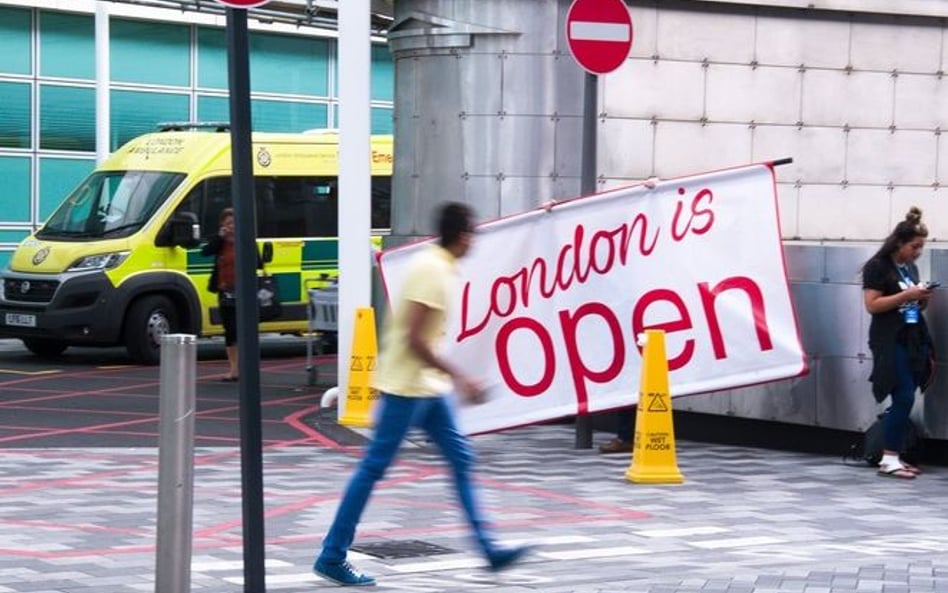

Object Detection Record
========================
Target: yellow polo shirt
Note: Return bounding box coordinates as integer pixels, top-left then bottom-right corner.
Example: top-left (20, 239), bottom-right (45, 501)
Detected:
top-left (372, 244), bottom-right (456, 397)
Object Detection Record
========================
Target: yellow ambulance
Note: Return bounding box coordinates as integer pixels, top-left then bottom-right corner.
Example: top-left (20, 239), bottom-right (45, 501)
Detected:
top-left (0, 123), bottom-right (392, 364)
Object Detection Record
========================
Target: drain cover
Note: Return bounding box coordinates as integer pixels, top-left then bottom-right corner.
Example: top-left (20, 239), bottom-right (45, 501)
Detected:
top-left (351, 540), bottom-right (457, 559)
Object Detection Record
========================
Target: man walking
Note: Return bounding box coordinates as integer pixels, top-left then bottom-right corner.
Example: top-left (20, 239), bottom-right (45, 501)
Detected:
top-left (313, 202), bottom-right (530, 587)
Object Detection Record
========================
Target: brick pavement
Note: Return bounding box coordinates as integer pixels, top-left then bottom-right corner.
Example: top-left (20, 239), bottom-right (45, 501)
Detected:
top-left (2, 420), bottom-right (948, 593)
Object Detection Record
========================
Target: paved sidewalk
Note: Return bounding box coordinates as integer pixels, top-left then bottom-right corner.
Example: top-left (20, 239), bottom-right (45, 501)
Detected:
top-left (2, 417), bottom-right (948, 593)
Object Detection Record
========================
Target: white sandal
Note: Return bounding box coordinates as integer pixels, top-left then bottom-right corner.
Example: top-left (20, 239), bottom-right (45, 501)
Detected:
top-left (878, 461), bottom-right (915, 479)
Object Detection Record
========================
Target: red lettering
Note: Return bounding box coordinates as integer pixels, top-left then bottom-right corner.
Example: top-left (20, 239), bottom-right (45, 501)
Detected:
top-left (558, 303), bottom-right (624, 414)
top-left (671, 187), bottom-right (715, 241)
top-left (631, 288), bottom-right (695, 371)
top-left (457, 217), bottom-right (660, 343)
top-left (690, 189), bottom-right (714, 234)
top-left (496, 318), bottom-right (554, 397)
top-left (699, 276), bottom-right (773, 360)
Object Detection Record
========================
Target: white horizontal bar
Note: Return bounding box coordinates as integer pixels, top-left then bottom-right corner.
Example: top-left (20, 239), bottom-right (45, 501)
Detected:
top-left (569, 21), bottom-right (631, 43)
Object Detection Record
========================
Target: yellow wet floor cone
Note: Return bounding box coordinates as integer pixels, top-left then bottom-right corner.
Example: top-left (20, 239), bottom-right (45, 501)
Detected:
top-left (626, 329), bottom-right (684, 484)
top-left (339, 307), bottom-right (380, 428)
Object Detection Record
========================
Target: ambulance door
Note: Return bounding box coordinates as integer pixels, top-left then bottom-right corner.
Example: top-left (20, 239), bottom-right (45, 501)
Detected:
top-left (254, 176), bottom-right (339, 326)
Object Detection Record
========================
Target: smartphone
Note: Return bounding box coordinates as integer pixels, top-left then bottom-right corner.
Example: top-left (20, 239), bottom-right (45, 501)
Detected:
top-left (926, 280), bottom-right (941, 289)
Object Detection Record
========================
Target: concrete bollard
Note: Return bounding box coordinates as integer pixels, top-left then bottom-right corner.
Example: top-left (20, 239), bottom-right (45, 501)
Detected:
top-left (154, 334), bottom-right (197, 593)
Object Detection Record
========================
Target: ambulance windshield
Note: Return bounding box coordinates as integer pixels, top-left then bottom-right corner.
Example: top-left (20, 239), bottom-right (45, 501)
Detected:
top-left (37, 171), bottom-right (185, 240)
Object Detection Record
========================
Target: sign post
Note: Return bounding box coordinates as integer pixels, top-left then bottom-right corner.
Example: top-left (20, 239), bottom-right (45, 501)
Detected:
top-left (565, 0), bottom-right (632, 449)
top-left (215, 1), bottom-right (271, 592)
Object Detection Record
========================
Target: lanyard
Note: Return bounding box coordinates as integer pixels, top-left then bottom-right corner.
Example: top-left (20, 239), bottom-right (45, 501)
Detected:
top-left (896, 264), bottom-right (915, 287)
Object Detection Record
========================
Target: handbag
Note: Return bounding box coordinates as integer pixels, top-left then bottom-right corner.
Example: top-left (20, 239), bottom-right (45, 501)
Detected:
top-left (257, 273), bottom-right (282, 322)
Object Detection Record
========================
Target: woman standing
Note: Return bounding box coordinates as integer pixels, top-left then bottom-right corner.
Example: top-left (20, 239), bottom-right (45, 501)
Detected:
top-left (203, 208), bottom-right (239, 381)
top-left (862, 206), bottom-right (935, 479)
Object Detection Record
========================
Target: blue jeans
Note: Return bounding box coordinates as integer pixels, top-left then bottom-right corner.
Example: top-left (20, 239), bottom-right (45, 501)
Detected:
top-left (884, 343), bottom-right (917, 452)
top-left (318, 393), bottom-right (496, 564)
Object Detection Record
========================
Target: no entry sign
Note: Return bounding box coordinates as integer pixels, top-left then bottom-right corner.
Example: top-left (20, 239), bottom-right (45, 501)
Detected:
top-left (214, 0), bottom-right (272, 8)
top-left (565, 0), bottom-right (633, 75)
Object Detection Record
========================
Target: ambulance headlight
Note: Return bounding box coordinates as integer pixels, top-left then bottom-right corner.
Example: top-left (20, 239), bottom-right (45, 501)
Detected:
top-left (68, 251), bottom-right (131, 271)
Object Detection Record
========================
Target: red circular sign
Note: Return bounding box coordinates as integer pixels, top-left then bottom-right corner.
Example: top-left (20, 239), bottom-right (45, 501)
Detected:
top-left (565, 0), bottom-right (634, 75)
top-left (213, 0), bottom-right (272, 8)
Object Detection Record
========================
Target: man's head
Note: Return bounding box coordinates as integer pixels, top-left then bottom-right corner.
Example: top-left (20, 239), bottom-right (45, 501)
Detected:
top-left (436, 202), bottom-right (475, 257)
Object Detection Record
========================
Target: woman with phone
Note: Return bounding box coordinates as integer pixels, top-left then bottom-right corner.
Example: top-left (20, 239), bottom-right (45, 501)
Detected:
top-left (861, 206), bottom-right (935, 479)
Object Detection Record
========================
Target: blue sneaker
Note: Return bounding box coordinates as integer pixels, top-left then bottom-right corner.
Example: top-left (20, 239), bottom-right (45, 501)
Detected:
top-left (487, 545), bottom-right (532, 572)
top-left (313, 559), bottom-right (376, 587)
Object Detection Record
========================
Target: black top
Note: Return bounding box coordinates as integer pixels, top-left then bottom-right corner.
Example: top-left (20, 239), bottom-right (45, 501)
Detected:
top-left (862, 256), bottom-right (932, 402)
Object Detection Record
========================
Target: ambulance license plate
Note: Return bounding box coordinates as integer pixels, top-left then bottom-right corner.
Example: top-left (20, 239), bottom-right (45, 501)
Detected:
top-left (4, 313), bottom-right (36, 327)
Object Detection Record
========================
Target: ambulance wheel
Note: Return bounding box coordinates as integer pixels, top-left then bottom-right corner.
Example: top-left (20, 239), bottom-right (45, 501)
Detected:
top-left (124, 295), bottom-right (178, 365)
top-left (22, 338), bottom-right (68, 358)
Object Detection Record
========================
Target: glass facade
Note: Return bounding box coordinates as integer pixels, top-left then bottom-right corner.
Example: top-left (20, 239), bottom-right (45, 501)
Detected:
top-left (0, 6), bottom-right (395, 264)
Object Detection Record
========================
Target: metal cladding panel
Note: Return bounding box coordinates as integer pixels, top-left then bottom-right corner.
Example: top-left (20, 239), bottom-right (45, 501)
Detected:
top-left (653, 121), bottom-right (752, 179)
top-left (924, 249), bottom-right (948, 437)
top-left (940, 136), bottom-right (948, 189)
top-left (460, 115), bottom-right (500, 176)
top-left (496, 116), bottom-right (556, 177)
top-left (754, 14), bottom-right (850, 69)
top-left (850, 20), bottom-right (943, 72)
top-left (598, 118), bottom-right (654, 180)
top-left (603, 60), bottom-right (706, 120)
top-left (627, 3), bottom-right (658, 59)
top-left (800, 70), bottom-right (894, 129)
top-left (458, 54), bottom-right (503, 116)
top-left (655, 8), bottom-right (756, 63)
top-left (895, 75), bottom-right (948, 130)
top-left (790, 282), bottom-right (865, 357)
top-left (553, 115), bottom-right (584, 188)
top-left (676, 391), bottom-right (731, 415)
top-left (503, 54), bottom-right (567, 116)
top-left (823, 244), bottom-right (874, 285)
top-left (393, 0), bottom-right (560, 54)
top-left (923, 365), bottom-right (948, 438)
top-left (752, 126), bottom-right (846, 185)
top-left (706, 64), bottom-right (802, 124)
top-left (727, 369), bottom-right (816, 426)
top-left (783, 245), bottom-right (825, 284)
top-left (796, 184), bottom-right (890, 241)
top-left (890, 187), bottom-right (948, 241)
top-left (813, 356), bottom-right (877, 431)
top-left (776, 183), bottom-right (800, 239)
top-left (500, 176), bottom-right (552, 217)
top-left (462, 176), bottom-right (502, 219)
top-left (847, 129), bottom-right (937, 186)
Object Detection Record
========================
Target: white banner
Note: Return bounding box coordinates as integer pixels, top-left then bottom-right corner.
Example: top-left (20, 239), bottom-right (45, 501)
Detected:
top-left (377, 164), bottom-right (807, 434)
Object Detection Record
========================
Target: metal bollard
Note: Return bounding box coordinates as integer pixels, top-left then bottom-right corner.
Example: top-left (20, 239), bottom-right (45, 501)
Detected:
top-left (155, 334), bottom-right (197, 593)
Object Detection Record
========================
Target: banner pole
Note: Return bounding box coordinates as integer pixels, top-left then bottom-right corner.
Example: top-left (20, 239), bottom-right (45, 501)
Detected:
top-left (574, 71), bottom-right (598, 450)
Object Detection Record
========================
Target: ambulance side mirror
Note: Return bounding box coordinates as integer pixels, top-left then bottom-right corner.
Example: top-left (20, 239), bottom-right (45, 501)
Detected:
top-left (157, 212), bottom-right (201, 248)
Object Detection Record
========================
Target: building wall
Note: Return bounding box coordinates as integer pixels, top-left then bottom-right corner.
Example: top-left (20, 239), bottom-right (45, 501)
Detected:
top-left (0, 3), bottom-right (395, 268)
top-left (601, 1), bottom-right (948, 241)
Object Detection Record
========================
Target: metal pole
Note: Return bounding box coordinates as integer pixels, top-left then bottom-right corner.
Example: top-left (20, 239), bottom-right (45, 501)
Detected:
top-left (574, 71), bottom-right (598, 449)
top-left (94, 1), bottom-right (110, 165)
top-left (336, 0), bottom-right (373, 419)
top-left (154, 334), bottom-right (196, 593)
top-left (225, 8), bottom-right (267, 593)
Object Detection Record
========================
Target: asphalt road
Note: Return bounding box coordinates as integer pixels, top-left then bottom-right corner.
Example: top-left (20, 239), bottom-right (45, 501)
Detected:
top-left (0, 336), bottom-right (339, 449)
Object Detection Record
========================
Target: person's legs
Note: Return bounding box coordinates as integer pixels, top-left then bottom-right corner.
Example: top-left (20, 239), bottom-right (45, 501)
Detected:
top-left (418, 397), bottom-right (494, 552)
top-left (225, 345), bottom-right (238, 379)
top-left (219, 296), bottom-right (238, 380)
top-left (317, 394), bottom-right (416, 567)
top-left (879, 344), bottom-right (916, 477)
top-left (420, 396), bottom-right (530, 570)
top-left (599, 408), bottom-right (634, 454)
